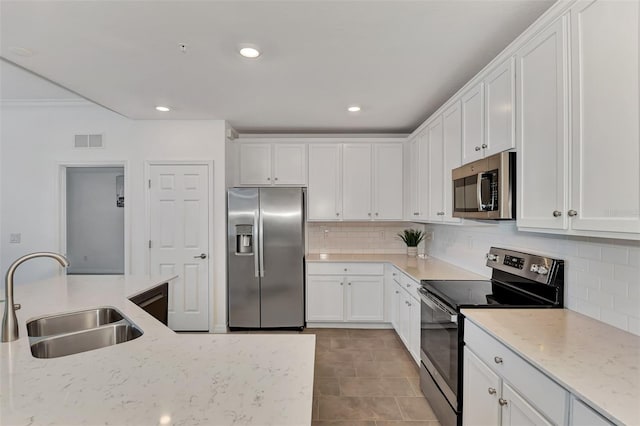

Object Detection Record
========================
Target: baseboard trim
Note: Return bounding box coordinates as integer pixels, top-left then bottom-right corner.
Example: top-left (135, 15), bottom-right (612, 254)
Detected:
top-left (305, 322), bottom-right (393, 329)
top-left (212, 325), bottom-right (228, 333)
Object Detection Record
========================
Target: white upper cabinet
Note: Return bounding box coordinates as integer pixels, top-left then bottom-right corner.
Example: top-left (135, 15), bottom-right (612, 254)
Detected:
top-left (343, 144), bottom-right (373, 220)
top-left (239, 143), bottom-right (272, 185)
top-left (238, 142), bottom-right (306, 186)
top-left (484, 57), bottom-right (515, 156)
top-left (417, 131), bottom-right (430, 221)
top-left (308, 142), bottom-right (403, 222)
top-left (461, 82), bottom-right (485, 164)
top-left (405, 135), bottom-right (422, 220)
top-left (516, 16), bottom-right (569, 230)
top-left (272, 144), bottom-right (307, 185)
top-left (308, 144), bottom-right (342, 220)
top-left (442, 101), bottom-right (462, 223)
top-left (569, 0), bottom-right (640, 235)
top-left (373, 143), bottom-right (404, 220)
top-left (427, 116), bottom-right (445, 221)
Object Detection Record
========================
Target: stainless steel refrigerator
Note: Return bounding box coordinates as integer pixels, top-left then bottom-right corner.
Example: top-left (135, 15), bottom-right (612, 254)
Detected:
top-left (227, 187), bottom-right (305, 329)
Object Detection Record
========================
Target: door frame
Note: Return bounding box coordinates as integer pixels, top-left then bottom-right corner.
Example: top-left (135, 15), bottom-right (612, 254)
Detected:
top-left (57, 161), bottom-right (131, 274)
top-left (144, 160), bottom-right (214, 330)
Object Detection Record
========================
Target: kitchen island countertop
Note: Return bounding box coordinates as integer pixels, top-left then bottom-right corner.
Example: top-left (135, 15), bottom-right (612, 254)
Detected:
top-left (0, 274), bottom-right (315, 426)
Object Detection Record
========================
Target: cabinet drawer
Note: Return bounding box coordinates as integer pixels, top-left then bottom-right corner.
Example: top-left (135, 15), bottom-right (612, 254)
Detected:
top-left (307, 262), bottom-right (384, 276)
top-left (465, 320), bottom-right (568, 425)
top-left (400, 273), bottom-right (420, 300)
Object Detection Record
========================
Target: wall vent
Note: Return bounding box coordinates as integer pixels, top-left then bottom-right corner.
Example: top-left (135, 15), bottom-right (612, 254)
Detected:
top-left (74, 134), bottom-right (104, 148)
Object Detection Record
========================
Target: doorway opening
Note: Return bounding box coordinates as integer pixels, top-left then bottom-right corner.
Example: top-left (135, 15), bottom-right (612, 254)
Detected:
top-left (65, 166), bottom-right (125, 275)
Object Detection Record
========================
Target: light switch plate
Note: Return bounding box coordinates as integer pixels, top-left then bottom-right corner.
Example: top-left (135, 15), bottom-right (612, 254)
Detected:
top-left (9, 233), bottom-right (21, 243)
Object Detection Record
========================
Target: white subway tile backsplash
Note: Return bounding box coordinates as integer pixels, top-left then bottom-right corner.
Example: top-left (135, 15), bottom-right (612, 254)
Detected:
top-left (424, 221), bottom-right (640, 336)
top-left (307, 222), bottom-right (420, 255)
top-left (601, 246), bottom-right (629, 265)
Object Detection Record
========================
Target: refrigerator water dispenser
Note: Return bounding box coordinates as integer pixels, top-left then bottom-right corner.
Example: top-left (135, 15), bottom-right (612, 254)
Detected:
top-left (235, 225), bottom-right (253, 254)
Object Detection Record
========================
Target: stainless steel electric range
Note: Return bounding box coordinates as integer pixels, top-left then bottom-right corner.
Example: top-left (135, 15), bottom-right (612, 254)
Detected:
top-left (418, 247), bottom-right (565, 426)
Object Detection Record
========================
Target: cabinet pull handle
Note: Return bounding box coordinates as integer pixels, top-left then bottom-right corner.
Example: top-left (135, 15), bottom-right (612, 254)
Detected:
top-left (553, 210), bottom-right (562, 217)
top-left (408, 302), bottom-right (411, 307)
top-left (568, 210), bottom-right (578, 217)
top-left (344, 268), bottom-right (348, 272)
top-left (348, 282), bottom-right (351, 286)
top-left (375, 212), bottom-right (379, 216)
top-left (267, 177), bottom-right (271, 181)
top-left (494, 356), bottom-right (503, 364)
top-left (274, 177), bottom-right (278, 181)
top-left (336, 212), bottom-right (340, 217)
top-left (475, 146), bottom-right (481, 152)
top-left (340, 282), bottom-right (343, 286)
top-left (368, 212), bottom-right (372, 216)
top-left (392, 273), bottom-right (397, 276)
top-left (488, 387), bottom-right (497, 395)
top-left (499, 398), bottom-right (508, 406)
top-left (395, 291), bottom-right (399, 294)
top-left (406, 284), bottom-right (411, 288)
top-left (481, 143), bottom-right (487, 149)
top-left (413, 212), bottom-right (419, 216)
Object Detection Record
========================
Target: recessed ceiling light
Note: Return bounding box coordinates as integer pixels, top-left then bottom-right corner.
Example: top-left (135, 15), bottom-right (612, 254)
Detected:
top-left (347, 106), bottom-right (361, 112)
top-left (239, 47), bottom-right (260, 58)
top-left (8, 46), bottom-right (34, 57)
top-left (155, 106), bottom-right (171, 112)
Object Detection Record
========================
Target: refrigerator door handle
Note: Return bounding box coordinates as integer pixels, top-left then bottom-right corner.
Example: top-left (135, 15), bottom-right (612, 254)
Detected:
top-left (259, 208), bottom-right (265, 277)
top-left (253, 209), bottom-right (259, 278)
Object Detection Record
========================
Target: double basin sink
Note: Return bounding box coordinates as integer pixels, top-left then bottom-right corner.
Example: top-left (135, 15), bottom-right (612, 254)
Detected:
top-left (27, 307), bottom-right (143, 359)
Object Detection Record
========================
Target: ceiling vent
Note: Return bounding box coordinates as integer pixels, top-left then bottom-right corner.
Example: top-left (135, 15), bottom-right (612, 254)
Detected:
top-left (74, 134), bottom-right (104, 149)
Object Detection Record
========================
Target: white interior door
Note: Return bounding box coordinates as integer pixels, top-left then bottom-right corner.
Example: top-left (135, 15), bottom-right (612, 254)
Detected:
top-left (149, 164), bottom-right (209, 331)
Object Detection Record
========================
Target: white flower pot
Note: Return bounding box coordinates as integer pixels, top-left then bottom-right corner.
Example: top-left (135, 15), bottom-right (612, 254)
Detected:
top-left (407, 247), bottom-right (418, 257)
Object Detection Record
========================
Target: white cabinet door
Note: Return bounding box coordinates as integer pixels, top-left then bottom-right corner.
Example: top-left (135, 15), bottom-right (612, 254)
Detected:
top-left (306, 276), bottom-right (345, 321)
top-left (308, 144), bottom-right (342, 221)
top-left (273, 144), bottom-right (306, 185)
top-left (407, 136), bottom-right (421, 219)
top-left (570, 396), bottom-right (613, 426)
top-left (442, 101), bottom-right (462, 223)
top-left (484, 57), bottom-right (515, 156)
top-left (569, 0), bottom-right (640, 234)
top-left (408, 294), bottom-right (420, 363)
top-left (346, 275), bottom-right (384, 322)
top-left (343, 144), bottom-right (372, 220)
top-left (239, 143), bottom-right (272, 185)
top-left (373, 143), bottom-right (403, 220)
top-left (427, 116), bottom-right (445, 221)
top-left (417, 130), bottom-right (430, 220)
top-left (463, 348), bottom-right (501, 426)
top-left (461, 82), bottom-right (485, 164)
top-left (516, 16), bottom-right (570, 230)
top-left (501, 382), bottom-right (552, 426)
top-left (391, 280), bottom-right (402, 332)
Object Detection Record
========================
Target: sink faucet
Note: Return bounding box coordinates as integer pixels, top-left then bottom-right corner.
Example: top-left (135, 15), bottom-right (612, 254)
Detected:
top-left (2, 252), bottom-right (69, 342)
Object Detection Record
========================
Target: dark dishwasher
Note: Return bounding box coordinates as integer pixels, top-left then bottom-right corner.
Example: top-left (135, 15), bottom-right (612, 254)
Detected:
top-left (129, 283), bottom-right (169, 325)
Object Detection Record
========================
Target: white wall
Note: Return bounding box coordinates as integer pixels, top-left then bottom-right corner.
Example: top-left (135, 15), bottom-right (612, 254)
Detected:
top-left (424, 221), bottom-right (640, 336)
top-left (66, 167), bottom-right (124, 274)
top-left (0, 102), bottom-right (228, 332)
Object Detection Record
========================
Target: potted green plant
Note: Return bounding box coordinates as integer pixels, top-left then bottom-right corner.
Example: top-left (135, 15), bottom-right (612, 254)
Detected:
top-left (398, 229), bottom-right (425, 257)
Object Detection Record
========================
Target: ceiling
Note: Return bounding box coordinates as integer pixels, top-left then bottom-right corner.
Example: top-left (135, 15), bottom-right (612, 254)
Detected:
top-left (0, 0), bottom-right (554, 133)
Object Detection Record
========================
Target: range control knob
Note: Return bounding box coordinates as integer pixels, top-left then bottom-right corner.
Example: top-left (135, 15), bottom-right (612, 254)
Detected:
top-left (486, 253), bottom-right (499, 262)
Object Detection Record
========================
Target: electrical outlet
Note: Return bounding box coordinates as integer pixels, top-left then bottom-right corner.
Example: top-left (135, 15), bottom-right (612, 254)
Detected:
top-left (9, 233), bottom-right (21, 244)
top-left (424, 231), bottom-right (434, 241)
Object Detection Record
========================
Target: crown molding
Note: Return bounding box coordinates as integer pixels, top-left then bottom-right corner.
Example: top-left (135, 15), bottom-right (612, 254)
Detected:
top-left (0, 98), bottom-right (94, 107)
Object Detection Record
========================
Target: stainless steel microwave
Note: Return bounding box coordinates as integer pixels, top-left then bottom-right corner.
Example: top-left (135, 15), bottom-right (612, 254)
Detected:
top-left (452, 151), bottom-right (515, 220)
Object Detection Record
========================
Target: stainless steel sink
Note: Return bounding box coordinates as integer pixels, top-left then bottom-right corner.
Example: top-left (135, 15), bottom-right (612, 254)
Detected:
top-left (30, 323), bottom-right (143, 359)
top-left (27, 307), bottom-right (124, 337)
top-left (26, 306), bottom-right (143, 359)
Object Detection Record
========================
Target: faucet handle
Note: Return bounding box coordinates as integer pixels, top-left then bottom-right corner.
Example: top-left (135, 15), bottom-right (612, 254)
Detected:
top-left (14, 303), bottom-right (21, 310)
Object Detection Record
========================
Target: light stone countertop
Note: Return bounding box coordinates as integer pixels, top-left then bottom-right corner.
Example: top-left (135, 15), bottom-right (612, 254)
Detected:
top-left (462, 308), bottom-right (640, 426)
top-left (0, 274), bottom-right (315, 426)
top-left (306, 253), bottom-right (486, 281)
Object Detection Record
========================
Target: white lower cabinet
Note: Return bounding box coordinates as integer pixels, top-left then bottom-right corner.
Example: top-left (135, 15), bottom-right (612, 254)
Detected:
top-left (570, 396), bottom-right (614, 426)
top-left (306, 263), bottom-right (384, 324)
top-left (464, 319), bottom-right (615, 426)
top-left (390, 268), bottom-right (420, 364)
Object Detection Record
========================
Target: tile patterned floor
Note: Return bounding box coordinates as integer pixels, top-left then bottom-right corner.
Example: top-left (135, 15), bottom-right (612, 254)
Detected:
top-left (302, 328), bottom-right (441, 426)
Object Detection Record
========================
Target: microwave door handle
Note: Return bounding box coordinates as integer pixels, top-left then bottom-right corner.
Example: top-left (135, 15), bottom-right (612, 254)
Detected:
top-left (477, 172), bottom-right (484, 211)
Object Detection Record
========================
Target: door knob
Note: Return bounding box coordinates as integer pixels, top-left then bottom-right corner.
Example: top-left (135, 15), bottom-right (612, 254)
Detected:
top-left (475, 146), bottom-right (481, 151)
top-left (488, 387), bottom-right (497, 395)
top-left (568, 210), bottom-right (578, 217)
top-left (553, 210), bottom-right (562, 217)
top-left (194, 253), bottom-right (207, 259)
top-left (494, 356), bottom-right (503, 364)
top-left (481, 143), bottom-right (487, 149)
top-left (499, 398), bottom-right (508, 406)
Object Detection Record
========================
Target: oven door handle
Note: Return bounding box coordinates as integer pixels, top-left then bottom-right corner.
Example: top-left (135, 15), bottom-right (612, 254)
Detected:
top-left (419, 289), bottom-right (458, 323)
